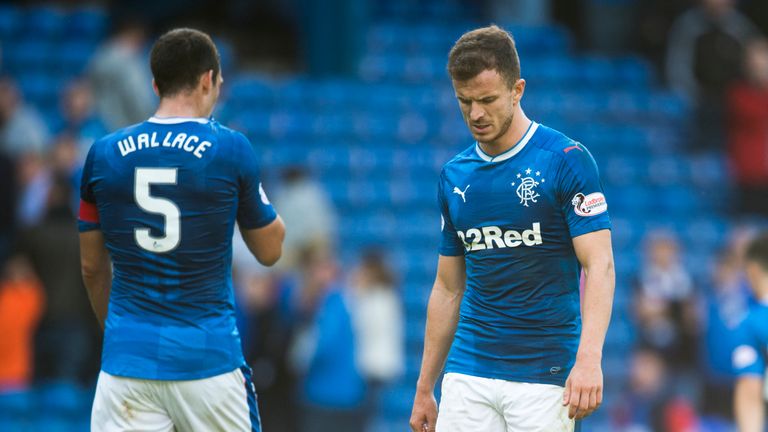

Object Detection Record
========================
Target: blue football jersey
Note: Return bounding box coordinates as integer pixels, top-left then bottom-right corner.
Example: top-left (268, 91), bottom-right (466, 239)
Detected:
top-left (78, 116), bottom-right (277, 380)
top-left (733, 302), bottom-right (768, 381)
top-left (438, 122), bottom-right (611, 386)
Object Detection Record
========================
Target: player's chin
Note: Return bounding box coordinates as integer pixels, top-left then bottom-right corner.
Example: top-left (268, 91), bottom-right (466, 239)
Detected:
top-left (472, 131), bottom-right (495, 143)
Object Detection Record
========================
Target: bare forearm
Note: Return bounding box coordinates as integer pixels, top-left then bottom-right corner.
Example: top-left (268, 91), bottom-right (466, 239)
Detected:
top-left (416, 285), bottom-right (462, 393)
top-left (577, 262), bottom-right (614, 361)
top-left (735, 379), bottom-right (765, 432)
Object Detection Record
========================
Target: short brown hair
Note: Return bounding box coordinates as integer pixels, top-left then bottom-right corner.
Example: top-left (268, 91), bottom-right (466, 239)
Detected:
top-left (150, 28), bottom-right (220, 98)
top-left (448, 25), bottom-right (520, 88)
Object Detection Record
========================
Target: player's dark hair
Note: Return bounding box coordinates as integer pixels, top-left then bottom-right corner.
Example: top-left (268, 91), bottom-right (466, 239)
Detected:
top-left (448, 25), bottom-right (520, 89)
top-left (746, 232), bottom-right (768, 271)
top-left (150, 28), bottom-right (220, 98)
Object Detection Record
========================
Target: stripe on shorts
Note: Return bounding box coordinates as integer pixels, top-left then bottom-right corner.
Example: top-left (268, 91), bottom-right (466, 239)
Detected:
top-left (240, 365), bottom-right (261, 432)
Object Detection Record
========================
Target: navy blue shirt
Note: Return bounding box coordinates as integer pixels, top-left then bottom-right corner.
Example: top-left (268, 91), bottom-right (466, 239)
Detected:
top-left (79, 116), bottom-right (277, 380)
top-left (438, 122), bottom-right (611, 386)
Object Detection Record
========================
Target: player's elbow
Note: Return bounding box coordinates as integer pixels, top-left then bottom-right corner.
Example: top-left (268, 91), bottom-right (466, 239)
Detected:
top-left (255, 247), bottom-right (282, 267)
top-left (81, 259), bottom-right (105, 281)
top-left (251, 218), bottom-right (285, 267)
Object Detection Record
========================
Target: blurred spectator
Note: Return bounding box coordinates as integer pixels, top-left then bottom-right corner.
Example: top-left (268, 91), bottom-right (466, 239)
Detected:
top-left (16, 134), bottom-right (82, 227)
top-left (88, 20), bottom-right (154, 130)
top-left (272, 167), bottom-right (338, 271)
top-left (289, 246), bottom-right (367, 432)
top-left (0, 78), bottom-right (50, 158)
top-left (233, 230), bottom-right (299, 432)
top-left (698, 249), bottom-right (750, 420)
top-left (0, 254), bottom-right (43, 393)
top-left (348, 250), bottom-right (403, 400)
top-left (0, 154), bottom-right (16, 264)
top-left (726, 37), bottom-right (768, 217)
top-left (15, 152), bottom-right (49, 228)
top-left (666, 0), bottom-right (759, 151)
top-left (52, 80), bottom-right (108, 159)
top-left (18, 175), bottom-right (98, 384)
top-left (634, 232), bottom-right (698, 370)
top-left (612, 348), bottom-right (672, 431)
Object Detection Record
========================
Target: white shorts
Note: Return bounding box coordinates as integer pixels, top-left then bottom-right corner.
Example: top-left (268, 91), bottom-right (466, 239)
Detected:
top-left (436, 372), bottom-right (575, 432)
top-left (91, 367), bottom-right (260, 432)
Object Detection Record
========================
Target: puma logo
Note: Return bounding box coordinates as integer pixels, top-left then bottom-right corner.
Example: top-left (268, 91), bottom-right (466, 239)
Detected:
top-left (563, 144), bottom-right (583, 154)
top-left (453, 185), bottom-right (470, 203)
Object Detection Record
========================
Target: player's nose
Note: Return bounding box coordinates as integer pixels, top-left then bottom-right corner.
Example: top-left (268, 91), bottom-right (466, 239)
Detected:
top-left (469, 103), bottom-right (484, 121)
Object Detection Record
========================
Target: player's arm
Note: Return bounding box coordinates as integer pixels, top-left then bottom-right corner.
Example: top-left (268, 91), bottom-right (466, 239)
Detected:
top-left (732, 319), bottom-right (766, 432)
top-left (235, 132), bottom-right (285, 266)
top-left (410, 254), bottom-right (466, 432)
top-left (564, 229), bottom-right (615, 420)
top-left (79, 230), bottom-right (112, 329)
top-left (734, 375), bottom-right (764, 432)
top-left (239, 216), bottom-right (285, 266)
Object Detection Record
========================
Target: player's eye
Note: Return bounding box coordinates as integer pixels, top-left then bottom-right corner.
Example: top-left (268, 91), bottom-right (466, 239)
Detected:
top-left (481, 97), bottom-right (497, 104)
top-left (458, 98), bottom-right (471, 105)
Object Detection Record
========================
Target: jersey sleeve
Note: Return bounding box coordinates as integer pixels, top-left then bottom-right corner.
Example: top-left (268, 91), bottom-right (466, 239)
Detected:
top-left (556, 143), bottom-right (611, 238)
top-left (732, 315), bottom-right (766, 377)
top-left (438, 173), bottom-right (465, 256)
top-left (78, 143), bottom-right (101, 232)
top-left (235, 133), bottom-right (278, 230)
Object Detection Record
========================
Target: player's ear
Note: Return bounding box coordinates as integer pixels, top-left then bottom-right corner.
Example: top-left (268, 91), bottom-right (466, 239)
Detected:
top-left (200, 70), bottom-right (214, 93)
top-left (513, 79), bottom-right (525, 104)
top-left (151, 79), bottom-right (160, 98)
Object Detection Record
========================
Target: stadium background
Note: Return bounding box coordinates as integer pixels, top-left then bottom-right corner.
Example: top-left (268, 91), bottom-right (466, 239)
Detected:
top-left (1, 0), bottom-right (767, 431)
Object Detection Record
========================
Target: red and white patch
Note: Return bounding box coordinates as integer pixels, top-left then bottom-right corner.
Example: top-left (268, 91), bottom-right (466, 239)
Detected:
top-left (571, 192), bottom-right (607, 217)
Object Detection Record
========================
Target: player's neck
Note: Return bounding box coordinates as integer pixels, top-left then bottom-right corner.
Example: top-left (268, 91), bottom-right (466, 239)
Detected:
top-left (154, 96), bottom-right (211, 119)
top-left (478, 109), bottom-right (531, 157)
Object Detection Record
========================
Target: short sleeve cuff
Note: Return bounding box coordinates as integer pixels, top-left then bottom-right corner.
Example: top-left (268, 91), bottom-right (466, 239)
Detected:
top-left (237, 209), bottom-right (278, 230)
top-left (438, 246), bottom-right (465, 257)
top-left (78, 220), bottom-right (101, 232)
top-left (569, 220), bottom-right (612, 239)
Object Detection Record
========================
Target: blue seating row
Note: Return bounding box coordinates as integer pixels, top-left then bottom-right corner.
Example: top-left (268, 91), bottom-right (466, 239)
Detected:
top-left (0, 5), bottom-right (106, 38)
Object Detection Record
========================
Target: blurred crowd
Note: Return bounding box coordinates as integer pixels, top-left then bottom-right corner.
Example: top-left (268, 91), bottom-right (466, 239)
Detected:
top-left (0, 1), bottom-right (767, 431)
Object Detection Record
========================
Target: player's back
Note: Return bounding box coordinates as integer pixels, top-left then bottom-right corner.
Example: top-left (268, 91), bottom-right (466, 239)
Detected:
top-left (80, 116), bottom-right (276, 380)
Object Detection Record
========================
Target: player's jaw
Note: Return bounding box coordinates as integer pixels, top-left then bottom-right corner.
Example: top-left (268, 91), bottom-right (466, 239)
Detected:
top-left (469, 111), bottom-right (514, 145)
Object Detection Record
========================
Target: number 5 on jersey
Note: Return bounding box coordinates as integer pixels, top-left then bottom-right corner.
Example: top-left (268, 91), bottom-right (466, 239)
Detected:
top-left (134, 168), bottom-right (180, 253)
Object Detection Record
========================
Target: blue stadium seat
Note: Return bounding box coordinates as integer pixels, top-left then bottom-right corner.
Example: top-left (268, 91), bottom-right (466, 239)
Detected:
top-left (4, 40), bottom-right (54, 70)
top-left (67, 7), bottom-right (108, 38)
top-left (55, 40), bottom-right (99, 75)
top-left (35, 381), bottom-right (91, 417)
top-left (0, 390), bottom-right (33, 426)
top-left (0, 5), bottom-right (21, 39)
top-left (615, 56), bottom-right (653, 87)
top-left (379, 384), bottom-right (415, 418)
top-left (16, 73), bottom-right (61, 107)
top-left (24, 6), bottom-right (66, 38)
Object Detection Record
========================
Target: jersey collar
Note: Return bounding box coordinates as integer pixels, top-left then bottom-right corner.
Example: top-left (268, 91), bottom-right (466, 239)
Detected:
top-left (475, 121), bottom-right (538, 163)
top-left (148, 116), bottom-right (210, 125)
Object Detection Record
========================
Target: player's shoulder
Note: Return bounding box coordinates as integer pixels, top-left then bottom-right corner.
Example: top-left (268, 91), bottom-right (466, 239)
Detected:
top-left (86, 121), bottom-right (147, 158)
top-left (530, 123), bottom-right (589, 158)
top-left (531, 123), bottom-right (599, 170)
top-left (208, 120), bottom-right (254, 153)
top-left (440, 143), bottom-right (478, 176)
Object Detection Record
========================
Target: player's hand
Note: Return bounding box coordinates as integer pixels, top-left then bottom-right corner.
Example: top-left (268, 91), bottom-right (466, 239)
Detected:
top-left (409, 388), bottom-right (438, 432)
top-left (562, 354), bottom-right (603, 420)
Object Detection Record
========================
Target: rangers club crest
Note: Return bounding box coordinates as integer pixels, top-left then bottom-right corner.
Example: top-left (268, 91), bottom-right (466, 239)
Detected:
top-left (511, 168), bottom-right (545, 207)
